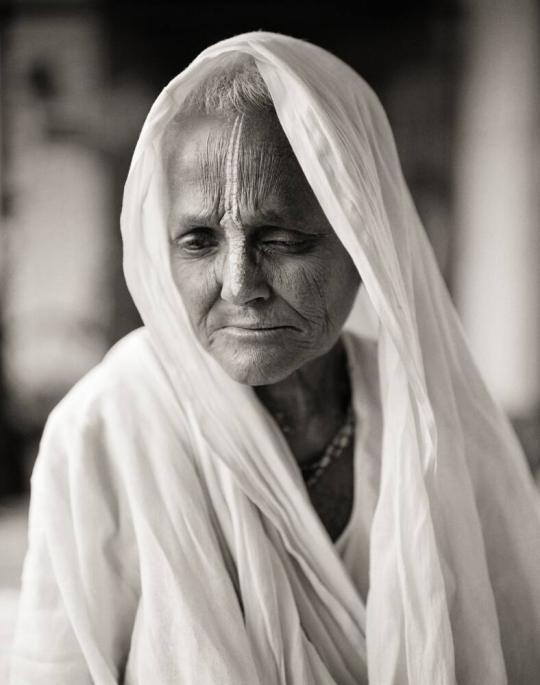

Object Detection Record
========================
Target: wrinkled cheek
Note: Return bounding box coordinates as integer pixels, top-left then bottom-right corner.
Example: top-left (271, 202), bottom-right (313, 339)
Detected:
top-left (269, 259), bottom-right (333, 325)
top-left (170, 260), bottom-right (221, 341)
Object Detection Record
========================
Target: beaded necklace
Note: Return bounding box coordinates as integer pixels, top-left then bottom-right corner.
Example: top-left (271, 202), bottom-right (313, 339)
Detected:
top-left (299, 405), bottom-right (355, 488)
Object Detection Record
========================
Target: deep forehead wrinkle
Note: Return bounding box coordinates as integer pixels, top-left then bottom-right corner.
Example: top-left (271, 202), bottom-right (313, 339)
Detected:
top-left (195, 128), bottom-right (229, 215)
top-left (236, 142), bottom-right (288, 213)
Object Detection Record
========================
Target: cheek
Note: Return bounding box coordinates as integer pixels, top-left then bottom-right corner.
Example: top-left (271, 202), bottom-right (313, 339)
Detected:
top-left (170, 257), bottom-right (220, 333)
top-left (267, 247), bottom-right (359, 329)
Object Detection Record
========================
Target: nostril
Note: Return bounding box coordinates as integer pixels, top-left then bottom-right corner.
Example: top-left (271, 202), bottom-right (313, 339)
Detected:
top-left (219, 239), bottom-right (271, 304)
top-left (220, 265), bottom-right (270, 304)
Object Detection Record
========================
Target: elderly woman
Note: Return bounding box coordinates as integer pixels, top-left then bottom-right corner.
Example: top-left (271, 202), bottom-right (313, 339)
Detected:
top-left (10, 32), bottom-right (540, 685)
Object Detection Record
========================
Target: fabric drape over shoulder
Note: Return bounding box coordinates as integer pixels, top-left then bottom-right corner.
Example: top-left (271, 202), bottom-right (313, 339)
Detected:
top-left (11, 32), bottom-right (540, 685)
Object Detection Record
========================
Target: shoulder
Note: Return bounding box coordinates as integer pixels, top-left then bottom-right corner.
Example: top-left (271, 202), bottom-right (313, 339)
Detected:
top-left (33, 327), bottom-right (175, 490)
top-left (45, 327), bottom-right (165, 434)
top-left (25, 335), bottom-right (147, 623)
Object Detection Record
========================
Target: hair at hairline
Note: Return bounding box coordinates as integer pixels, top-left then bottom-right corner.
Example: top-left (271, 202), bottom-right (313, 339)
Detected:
top-left (175, 54), bottom-right (274, 119)
top-left (161, 55), bottom-right (279, 172)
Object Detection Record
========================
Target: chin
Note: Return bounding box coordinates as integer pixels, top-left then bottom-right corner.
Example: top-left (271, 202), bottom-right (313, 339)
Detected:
top-left (217, 350), bottom-right (301, 386)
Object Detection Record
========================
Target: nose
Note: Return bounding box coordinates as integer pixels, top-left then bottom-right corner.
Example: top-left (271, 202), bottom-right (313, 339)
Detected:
top-left (220, 239), bottom-right (270, 305)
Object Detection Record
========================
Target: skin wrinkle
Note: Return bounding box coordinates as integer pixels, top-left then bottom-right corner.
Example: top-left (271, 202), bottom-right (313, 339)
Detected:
top-left (238, 141), bottom-right (287, 211)
top-left (198, 132), bottom-right (228, 212)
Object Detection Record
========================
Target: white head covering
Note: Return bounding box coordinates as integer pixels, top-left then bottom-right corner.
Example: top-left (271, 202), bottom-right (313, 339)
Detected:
top-left (121, 31), bottom-right (540, 683)
top-left (12, 32), bottom-right (540, 685)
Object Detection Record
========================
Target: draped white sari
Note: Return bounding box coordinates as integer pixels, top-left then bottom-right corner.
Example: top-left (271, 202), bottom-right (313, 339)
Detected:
top-left (11, 32), bottom-right (540, 685)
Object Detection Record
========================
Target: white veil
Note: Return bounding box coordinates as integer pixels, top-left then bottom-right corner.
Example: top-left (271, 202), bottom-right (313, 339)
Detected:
top-left (121, 32), bottom-right (540, 683)
top-left (13, 32), bottom-right (540, 685)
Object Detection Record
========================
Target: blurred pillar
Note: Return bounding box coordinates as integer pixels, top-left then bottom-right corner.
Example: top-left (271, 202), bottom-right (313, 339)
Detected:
top-left (455, 0), bottom-right (540, 415)
top-left (3, 11), bottom-right (111, 444)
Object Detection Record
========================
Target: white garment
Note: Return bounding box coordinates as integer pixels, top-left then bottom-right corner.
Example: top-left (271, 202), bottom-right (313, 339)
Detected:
top-left (11, 32), bottom-right (540, 685)
top-left (334, 336), bottom-right (382, 606)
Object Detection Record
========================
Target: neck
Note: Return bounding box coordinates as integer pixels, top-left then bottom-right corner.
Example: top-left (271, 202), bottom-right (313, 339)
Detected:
top-left (254, 338), bottom-right (351, 463)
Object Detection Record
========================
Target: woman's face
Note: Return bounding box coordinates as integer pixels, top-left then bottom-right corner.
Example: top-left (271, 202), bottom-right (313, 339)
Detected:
top-left (165, 110), bottom-right (360, 385)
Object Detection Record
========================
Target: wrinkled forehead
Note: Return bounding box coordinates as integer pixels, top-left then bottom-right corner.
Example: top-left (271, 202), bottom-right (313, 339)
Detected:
top-left (162, 109), bottom-right (318, 218)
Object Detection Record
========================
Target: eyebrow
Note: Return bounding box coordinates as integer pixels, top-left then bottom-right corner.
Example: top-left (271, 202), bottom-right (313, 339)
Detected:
top-left (176, 208), bottom-right (289, 228)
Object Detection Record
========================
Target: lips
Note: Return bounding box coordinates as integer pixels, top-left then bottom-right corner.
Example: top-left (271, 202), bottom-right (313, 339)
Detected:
top-left (217, 324), bottom-right (298, 340)
top-left (208, 309), bottom-right (302, 335)
top-left (224, 324), bottom-right (295, 331)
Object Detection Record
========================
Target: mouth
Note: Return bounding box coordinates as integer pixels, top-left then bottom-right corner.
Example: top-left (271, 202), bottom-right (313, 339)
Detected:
top-left (219, 325), bottom-right (297, 339)
top-left (226, 324), bottom-right (295, 331)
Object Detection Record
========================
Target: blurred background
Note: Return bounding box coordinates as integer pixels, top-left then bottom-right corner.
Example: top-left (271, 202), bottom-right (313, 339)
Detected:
top-left (1, 0), bottom-right (540, 677)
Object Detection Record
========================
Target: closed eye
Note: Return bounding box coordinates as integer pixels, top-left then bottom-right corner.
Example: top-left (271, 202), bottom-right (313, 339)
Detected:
top-left (172, 227), bottom-right (219, 255)
top-left (257, 227), bottom-right (317, 253)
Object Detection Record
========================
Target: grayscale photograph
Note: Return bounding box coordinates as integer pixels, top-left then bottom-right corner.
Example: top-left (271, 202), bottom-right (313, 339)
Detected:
top-left (1, 1), bottom-right (539, 683)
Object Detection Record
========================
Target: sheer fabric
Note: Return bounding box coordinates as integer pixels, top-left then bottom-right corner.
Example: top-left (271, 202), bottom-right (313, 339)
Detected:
top-left (11, 32), bottom-right (540, 684)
